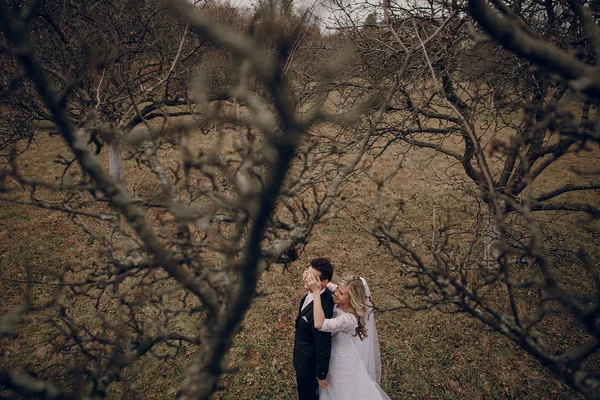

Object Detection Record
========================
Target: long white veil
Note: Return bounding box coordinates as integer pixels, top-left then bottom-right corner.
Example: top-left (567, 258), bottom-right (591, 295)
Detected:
top-left (354, 277), bottom-right (382, 384)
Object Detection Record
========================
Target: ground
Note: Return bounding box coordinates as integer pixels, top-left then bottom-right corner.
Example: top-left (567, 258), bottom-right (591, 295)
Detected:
top-left (0, 126), bottom-right (591, 399)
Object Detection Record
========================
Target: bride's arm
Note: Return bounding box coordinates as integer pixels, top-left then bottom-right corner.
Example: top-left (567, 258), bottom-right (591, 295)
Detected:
top-left (313, 289), bottom-right (357, 334)
top-left (305, 273), bottom-right (326, 329)
top-left (311, 288), bottom-right (325, 330)
top-left (312, 291), bottom-right (325, 329)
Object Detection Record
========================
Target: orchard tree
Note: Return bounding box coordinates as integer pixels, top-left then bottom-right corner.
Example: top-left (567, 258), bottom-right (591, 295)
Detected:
top-left (0, 0), bottom-right (227, 183)
top-left (0, 0), bottom-right (429, 398)
top-left (328, 0), bottom-right (600, 397)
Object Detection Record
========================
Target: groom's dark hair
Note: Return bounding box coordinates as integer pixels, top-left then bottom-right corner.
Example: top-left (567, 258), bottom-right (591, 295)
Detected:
top-left (311, 258), bottom-right (334, 282)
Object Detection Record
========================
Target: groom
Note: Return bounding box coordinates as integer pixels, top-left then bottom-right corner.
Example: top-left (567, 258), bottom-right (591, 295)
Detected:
top-left (293, 258), bottom-right (335, 400)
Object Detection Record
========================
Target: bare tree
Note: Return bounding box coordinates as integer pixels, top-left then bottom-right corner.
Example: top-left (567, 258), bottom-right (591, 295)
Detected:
top-left (0, 0), bottom-right (419, 398)
top-left (333, 0), bottom-right (600, 397)
top-left (0, 0), bottom-right (230, 183)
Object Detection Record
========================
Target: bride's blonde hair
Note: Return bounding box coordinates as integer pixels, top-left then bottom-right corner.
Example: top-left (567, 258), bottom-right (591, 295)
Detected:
top-left (339, 275), bottom-right (368, 340)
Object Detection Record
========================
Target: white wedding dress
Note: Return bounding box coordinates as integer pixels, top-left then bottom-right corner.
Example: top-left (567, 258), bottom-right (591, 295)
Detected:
top-left (319, 281), bottom-right (390, 400)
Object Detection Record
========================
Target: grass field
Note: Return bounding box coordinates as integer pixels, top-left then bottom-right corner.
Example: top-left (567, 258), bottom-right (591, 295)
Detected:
top-left (1, 123), bottom-right (593, 399)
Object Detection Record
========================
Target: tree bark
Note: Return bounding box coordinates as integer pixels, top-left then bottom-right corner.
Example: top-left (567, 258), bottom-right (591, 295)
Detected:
top-left (483, 201), bottom-right (503, 269)
top-left (107, 140), bottom-right (124, 185)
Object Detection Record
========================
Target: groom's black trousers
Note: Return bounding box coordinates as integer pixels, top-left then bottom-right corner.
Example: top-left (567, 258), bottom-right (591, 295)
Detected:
top-left (296, 374), bottom-right (319, 400)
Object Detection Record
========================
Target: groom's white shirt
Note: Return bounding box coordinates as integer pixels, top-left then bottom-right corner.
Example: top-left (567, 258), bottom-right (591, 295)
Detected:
top-left (301, 287), bottom-right (327, 310)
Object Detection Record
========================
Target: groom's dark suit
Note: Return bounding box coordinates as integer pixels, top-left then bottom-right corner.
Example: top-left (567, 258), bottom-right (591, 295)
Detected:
top-left (293, 289), bottom-right (335, 400)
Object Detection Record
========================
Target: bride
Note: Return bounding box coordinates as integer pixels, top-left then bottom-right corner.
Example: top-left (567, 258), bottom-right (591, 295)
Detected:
top-left (303, 273), bottom-right (390, 400)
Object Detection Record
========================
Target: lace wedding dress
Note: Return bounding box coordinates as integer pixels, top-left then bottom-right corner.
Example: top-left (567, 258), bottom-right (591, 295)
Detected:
top-left (318, 306), bottom-right (391, 400)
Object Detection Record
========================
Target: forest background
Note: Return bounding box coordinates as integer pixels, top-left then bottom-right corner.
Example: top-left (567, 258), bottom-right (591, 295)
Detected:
top-left (1, 0), bottom-right (599, 398)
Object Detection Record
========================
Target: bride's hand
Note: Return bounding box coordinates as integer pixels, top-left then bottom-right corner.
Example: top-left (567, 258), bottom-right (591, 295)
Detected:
top-left (304, 271), bottom-right (321, 293)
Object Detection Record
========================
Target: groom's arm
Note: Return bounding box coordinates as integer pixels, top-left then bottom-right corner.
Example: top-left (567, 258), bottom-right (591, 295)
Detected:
top-left (313, 293), bottom-right (334, 380)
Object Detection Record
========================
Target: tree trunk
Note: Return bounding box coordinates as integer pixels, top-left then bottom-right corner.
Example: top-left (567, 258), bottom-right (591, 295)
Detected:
top-left (107, 140), bottom-right (124, 185)
top-left (483, 202), bottom-right (503, 269)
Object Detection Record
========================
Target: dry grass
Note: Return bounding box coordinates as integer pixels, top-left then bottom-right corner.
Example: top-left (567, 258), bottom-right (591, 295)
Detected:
top-left (1, 122), bottom-right (594, 399)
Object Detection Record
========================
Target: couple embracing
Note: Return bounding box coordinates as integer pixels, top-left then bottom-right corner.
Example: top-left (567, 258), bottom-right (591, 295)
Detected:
top-left (293, 258), bottom-right (391, 400)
